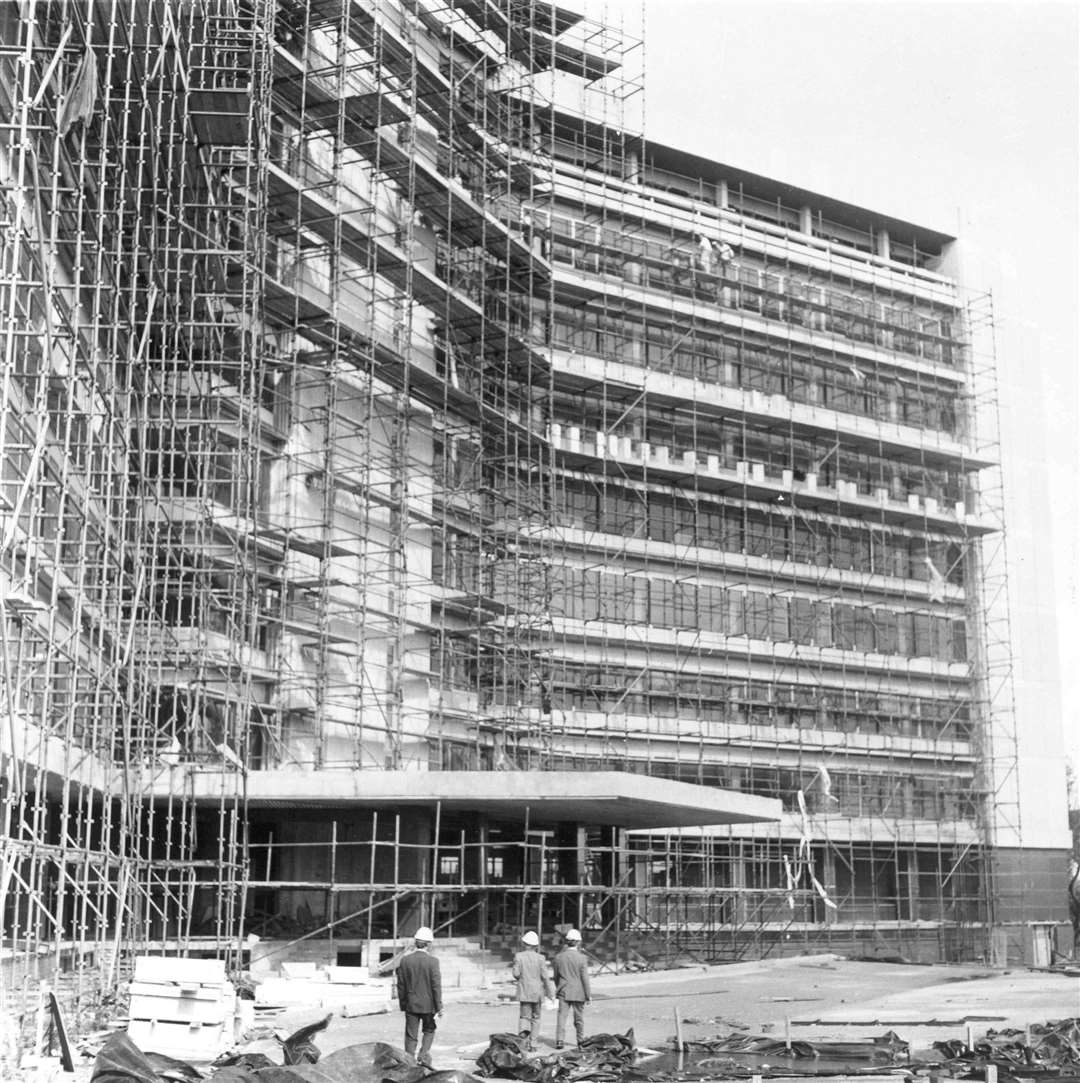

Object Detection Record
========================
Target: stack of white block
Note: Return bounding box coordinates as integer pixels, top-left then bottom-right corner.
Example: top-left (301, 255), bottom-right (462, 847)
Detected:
top-left (127, 956), bottom-right (237, 1062)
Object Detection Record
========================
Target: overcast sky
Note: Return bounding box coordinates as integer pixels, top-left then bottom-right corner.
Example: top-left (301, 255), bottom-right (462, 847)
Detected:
top-left (624, 1), bottom-right (1080, 771)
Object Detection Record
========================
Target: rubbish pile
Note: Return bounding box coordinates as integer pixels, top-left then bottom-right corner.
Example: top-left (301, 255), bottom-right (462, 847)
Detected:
top-left (84, 1017), bottom-right (1080, 1083)
top-left (90, 1032), bottom-right (487, 1083)
top-left (932, 1018), bottom-right (1080, 1081)
top-left (476, 1031), bottom-right (637, 1083)
top-left (684, 1031), bottom-right (909, 1064)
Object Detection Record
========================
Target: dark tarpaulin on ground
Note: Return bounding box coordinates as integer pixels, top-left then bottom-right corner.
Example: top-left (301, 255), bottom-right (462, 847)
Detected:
top-left (476, 1031), bottom-right (636, 1082)
top-left (203, 1042), bottom-right (487, 1083)
top-left (90, 1034), bottom-right (204, 1083)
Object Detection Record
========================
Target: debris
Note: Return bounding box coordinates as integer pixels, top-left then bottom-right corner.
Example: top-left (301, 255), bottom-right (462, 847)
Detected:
top-left (683, 1031), bottom-right (909, 1064)
top-left (90, 1032), bottom-right (169, 1083)
top-left (279, 1013), bottom-right (332, 1064)
top-left (475, 1031), bottom-right (636, 1081)
top-left (793, 1016), bottom-right (1006, 1026)
top-left (932, 1017), bottom-right (1080, 1078)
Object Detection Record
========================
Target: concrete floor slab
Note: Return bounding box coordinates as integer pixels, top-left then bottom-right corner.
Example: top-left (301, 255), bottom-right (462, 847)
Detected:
top-left (254, 956), bottom-right (1079, 1071)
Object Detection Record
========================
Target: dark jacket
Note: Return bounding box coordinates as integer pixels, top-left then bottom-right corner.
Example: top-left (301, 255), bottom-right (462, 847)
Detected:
top-left (552, 946), bottom-right (590, 1002)
top-left (513, 948), bottom-right (554, 1002)
top-left (397, 948), bottom-right (442, 1014)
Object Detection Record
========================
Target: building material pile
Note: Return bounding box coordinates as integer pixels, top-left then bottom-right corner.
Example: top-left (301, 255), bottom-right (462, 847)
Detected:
top-left (126, 956), bottom-right (242, 1063)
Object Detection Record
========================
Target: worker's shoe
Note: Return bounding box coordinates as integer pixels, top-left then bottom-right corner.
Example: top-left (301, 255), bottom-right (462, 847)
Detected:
top-left (555, 1042), bottom-right (564, 1050)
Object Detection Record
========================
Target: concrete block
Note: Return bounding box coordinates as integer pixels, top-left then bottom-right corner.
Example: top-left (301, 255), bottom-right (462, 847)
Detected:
top-left (133, 956), bottom-right (226, 985)
top-left (281, 962), bottom-right (319, 980)
top-left (128, 1018), bottom-right (230, 1062)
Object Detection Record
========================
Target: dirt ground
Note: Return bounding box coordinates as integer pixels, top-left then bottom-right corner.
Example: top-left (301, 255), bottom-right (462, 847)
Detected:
top-left (263, 955), bottom-right (1080, 1071)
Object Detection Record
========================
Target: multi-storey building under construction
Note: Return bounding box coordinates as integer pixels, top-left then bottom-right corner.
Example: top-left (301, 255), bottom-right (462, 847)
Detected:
top-left (0, 0), bottom-right (1069, 1046)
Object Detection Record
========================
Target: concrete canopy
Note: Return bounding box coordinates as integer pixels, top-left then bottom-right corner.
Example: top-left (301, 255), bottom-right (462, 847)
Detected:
top-left (171, 770), bottom-right (780, 829)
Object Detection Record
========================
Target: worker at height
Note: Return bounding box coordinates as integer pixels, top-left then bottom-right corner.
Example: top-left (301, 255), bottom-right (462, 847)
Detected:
top-left (513, 930), bottom-right (554, 1050)
top-left (552, 928), bottom-right (590, 1048)
top-left (396, 926), bottom-right (443, 1066)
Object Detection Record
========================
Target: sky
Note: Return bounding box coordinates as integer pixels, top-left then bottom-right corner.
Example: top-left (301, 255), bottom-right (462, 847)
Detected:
top-left (610, 1), bottom-right (1080, 794)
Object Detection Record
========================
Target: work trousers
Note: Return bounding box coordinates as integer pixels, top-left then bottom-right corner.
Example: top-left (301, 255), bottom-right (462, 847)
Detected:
top-left (555, 999), bottom-right (585, 1046)
top-left (404, 1012), bottom-right (437, 1064)
top-left (518, 1000), bottom-right (542, 1046)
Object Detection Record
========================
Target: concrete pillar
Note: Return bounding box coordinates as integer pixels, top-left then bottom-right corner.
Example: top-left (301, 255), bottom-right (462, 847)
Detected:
top-left (819, 847), bottom-right (838, 926)
top-left (722, 432), bottom-right (737, 468)
top-left (799, 206), bottom-right (814, 235)
top-left (624, 148), bottom-right (641, 184)
top-left (903, 849), bottom-right (919, 922)
top-left (732, 841), bottom-right (747, 924)
top-left (717, 179), bottom-right (729, 208)
top-left (876, 228), bottom-right (891, 261)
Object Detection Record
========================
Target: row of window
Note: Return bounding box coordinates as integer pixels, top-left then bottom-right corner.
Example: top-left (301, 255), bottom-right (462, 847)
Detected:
top-left (543, 391), bottom-right (967, 507)
top-left (433, 557), bottom-right (968, 662)
top-left (432, 645), bottom-right (968, 721)
top-left (543, 300), bottom-right (963, 436)
top-left (535, 206), bottom-right (960, 365)
top-left (479, 480), bottom-right (966, 585)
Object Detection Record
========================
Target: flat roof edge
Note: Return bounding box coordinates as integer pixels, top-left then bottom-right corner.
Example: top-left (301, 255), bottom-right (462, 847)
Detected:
top-left (166, 769), bottom-right (781, 829)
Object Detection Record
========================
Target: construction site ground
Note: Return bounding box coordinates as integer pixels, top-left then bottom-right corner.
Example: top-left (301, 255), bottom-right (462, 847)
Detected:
top-left (253, 955), bottom-right (1080, 1070)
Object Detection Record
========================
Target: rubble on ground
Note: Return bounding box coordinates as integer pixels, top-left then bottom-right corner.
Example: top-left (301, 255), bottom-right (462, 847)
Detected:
top-left (83, 1014), bottom-right (1080, 1083)
top-left (475, 1031), bottom-right (636, 1082)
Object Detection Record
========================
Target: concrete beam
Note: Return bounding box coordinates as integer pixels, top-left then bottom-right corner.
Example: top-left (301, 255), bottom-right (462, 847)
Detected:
top-left (153, 769), bottom-right (781, 829)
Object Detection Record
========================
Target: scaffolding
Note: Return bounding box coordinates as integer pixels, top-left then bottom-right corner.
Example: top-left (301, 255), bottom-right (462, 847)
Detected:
top-left (0, 0), bottom-right (1031, 1059)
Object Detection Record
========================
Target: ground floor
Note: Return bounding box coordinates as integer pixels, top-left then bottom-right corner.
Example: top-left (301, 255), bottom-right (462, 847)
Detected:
top-left (2, 770), bottom-right (1070, 1044)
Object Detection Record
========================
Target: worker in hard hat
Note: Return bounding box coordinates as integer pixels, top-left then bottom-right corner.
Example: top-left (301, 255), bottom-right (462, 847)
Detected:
top-left (552, 928), bottom-right (590, 1049)
top-left (512, 929), bottom-right (554, 1051)
top-left (396, 926), bottom-right (442, 1067)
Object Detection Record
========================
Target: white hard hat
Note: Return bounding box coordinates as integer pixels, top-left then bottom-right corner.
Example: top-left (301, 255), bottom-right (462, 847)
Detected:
top-left (522, 930), bottom-right (539, 947)
top-left (565, 928), bottom-right (581, 942)
top-left (414, 926), bottom-right (433, 943)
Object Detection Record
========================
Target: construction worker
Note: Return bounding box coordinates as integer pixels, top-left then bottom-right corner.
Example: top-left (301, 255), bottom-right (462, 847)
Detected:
top-left (396, 926), bottom-right (442, 1066)
top-left (552, 928), bottom-right (590, 1049)
top-left (513, 930), bottom-right (554, 1051)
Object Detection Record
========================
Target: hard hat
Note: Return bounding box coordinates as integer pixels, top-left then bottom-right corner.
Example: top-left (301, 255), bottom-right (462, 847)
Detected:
top-left (522, 930), bottom-right (539, 946)
top-left (414, 926), bottom-right (433, 943)
top-left (565, 928), bottom-right (581, 942)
